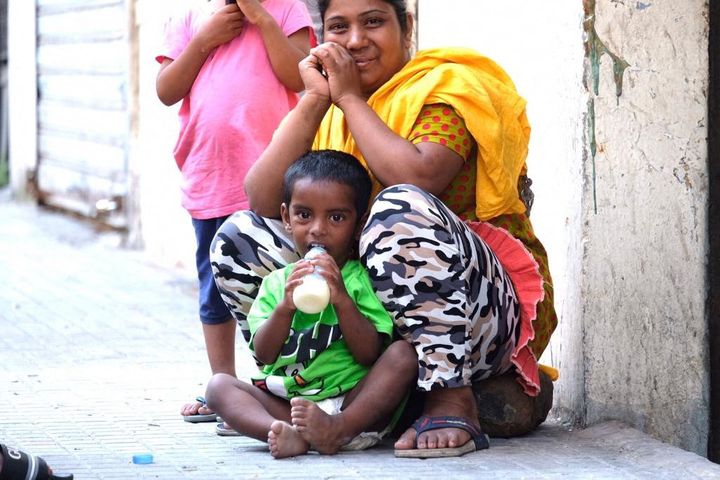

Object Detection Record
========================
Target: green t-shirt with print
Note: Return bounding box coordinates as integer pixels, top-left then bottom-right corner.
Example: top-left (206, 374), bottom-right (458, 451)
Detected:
top-left (247, 260), bottom-right (393, 401)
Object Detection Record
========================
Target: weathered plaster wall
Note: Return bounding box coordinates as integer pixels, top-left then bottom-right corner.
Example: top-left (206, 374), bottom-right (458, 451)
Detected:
top-left (583, 0), bottom-right (709, 454)
top-left (419, 0), bottom-right (711, 455)
top-left (417, 0), bottom-right (587, 424)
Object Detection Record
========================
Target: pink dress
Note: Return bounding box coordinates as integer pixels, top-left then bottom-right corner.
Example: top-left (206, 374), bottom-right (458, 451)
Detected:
top-left (157, 0), bottom-right (316, 219)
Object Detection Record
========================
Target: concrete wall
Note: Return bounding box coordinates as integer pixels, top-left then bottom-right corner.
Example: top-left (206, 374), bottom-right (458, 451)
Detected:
top-left (417, 0), bottom-right (588, 425)
top-left (582, 0), bottom-right (709, 454)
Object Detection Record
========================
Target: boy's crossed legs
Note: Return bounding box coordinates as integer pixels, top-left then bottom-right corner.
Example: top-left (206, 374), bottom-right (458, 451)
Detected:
top-left (205, 340), bottom-right (417, 458)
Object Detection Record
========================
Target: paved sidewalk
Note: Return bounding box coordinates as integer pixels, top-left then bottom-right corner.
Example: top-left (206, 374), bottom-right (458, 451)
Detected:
top-left (1, 198), bottom-right (720, 479)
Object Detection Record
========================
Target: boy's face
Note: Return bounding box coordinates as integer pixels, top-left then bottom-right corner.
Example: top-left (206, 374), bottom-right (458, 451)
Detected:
top-left (281, 178), bottom-right (361, 267)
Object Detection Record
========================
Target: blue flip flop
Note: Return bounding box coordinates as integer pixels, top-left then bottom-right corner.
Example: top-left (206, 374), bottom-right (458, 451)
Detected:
top-left (394, 415), bottom-right (489, 458)
top-left (182, 396), bottom-right (218, 423)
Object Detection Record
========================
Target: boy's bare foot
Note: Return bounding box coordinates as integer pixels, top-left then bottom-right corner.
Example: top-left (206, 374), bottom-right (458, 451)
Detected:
top-left (290, 398), bottom-right (353, 454)
top-left (394, 386), bottom-right (480, 451)
top-left (268, 421), bottom-right (309, 459)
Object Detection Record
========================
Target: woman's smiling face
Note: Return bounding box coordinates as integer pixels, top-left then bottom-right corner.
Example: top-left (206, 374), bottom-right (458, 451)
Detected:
top-left (322, 0), bottom-right (412, 95)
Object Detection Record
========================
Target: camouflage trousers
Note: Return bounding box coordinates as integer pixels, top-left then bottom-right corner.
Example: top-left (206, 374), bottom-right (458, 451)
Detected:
top-left (210, 184), bottom-right (520, 391)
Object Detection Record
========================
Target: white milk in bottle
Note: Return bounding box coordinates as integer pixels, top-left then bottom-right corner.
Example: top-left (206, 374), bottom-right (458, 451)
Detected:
top-left (292, 246), bottom-right (330, 314)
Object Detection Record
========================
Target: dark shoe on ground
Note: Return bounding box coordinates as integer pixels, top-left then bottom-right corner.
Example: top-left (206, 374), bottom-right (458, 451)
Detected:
top-left (182, 396), bottom-right (218, 423)
top-left (394, 415), bottom-right (489, 458)
top-left (472, 369), bottom-right (554, 437)
top-left (0, 443), bottom-right (73, 480)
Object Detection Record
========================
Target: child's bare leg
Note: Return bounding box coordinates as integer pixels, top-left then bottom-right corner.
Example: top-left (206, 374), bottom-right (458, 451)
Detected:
top-left (291, 341), bottom-right (417, 454)
top-left (268, 420), bottom-right (309, 459)
top-left (205, 373), bottom-right (307, 455)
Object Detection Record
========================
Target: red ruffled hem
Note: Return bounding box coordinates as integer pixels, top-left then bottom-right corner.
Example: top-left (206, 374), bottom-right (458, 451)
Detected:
top-left (468, 221), bottom-right (545, 397)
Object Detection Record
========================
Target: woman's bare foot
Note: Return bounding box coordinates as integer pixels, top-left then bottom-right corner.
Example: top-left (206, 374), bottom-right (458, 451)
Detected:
top-left (394, 386), bottom-right (480, 451)
top-left (290, 398), bottom-right (353, 454)
top-left (268, 421), bottom-right (309, 459)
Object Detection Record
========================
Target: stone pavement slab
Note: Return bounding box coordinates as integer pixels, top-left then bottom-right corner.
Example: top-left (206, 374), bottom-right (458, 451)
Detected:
top-left (1, 199), bottom-right (720, 479)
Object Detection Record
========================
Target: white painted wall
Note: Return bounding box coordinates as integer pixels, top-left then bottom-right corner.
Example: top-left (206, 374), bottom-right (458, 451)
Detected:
top-left (133, 0), bottom-right (198, 270)
top-left (417, 0), bottom-right (587, 424)
top-left (583, 0), bottom-right (709, 454)
top-left (7, 0), bottom-right (37, 199)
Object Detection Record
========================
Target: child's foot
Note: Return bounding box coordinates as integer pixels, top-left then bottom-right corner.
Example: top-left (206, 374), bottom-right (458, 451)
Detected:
top-left (267, 421), bottom-right (309, 459)
top-left (181, 396), bottom-right (217, 422)
top-left (290, 398), bottom-right (352, 454)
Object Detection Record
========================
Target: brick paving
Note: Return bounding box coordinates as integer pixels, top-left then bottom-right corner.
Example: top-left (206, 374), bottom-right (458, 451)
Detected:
top-left (1, 198), bottom-right (720, 479)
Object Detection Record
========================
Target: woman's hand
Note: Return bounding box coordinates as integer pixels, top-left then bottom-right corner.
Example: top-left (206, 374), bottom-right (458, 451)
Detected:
top-left (298, 53), bottom-right (331, 101)
top-left (310, 42), bottom-right (364, 104)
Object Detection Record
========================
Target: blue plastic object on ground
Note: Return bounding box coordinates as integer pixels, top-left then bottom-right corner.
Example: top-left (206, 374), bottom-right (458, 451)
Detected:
top-left (132, 453), bottom-right (154, 464)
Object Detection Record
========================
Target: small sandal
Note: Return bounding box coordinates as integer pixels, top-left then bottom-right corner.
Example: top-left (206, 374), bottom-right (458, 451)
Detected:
top-left (215, 422), bottom-right (242, 437)
top-left (394, 415), bottom-right (489, 458)
top-left (182, 396), bottom-right (218, 423)
top-left (0, 443), bottom-right (73, 480)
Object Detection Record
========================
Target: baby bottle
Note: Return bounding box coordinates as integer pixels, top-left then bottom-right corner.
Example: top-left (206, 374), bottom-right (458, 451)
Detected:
top-left (292, 246), bottom-right (331, 314)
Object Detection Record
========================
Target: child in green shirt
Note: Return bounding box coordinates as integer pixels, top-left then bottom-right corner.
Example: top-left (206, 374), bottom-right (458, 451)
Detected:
top-left (205, 150), bottom-right (417, 458)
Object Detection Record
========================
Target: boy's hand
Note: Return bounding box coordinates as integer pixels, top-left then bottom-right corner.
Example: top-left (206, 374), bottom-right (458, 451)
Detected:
top-left (281, 261), bottom-right (315, 311)
top-left (196, 5), bottom-right (246, 51)
top-left (309, 253), bottom-right (349, 306)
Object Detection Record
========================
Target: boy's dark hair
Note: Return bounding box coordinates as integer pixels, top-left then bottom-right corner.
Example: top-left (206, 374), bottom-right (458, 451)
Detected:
top-left (283, 149), bottom-right (372, 220)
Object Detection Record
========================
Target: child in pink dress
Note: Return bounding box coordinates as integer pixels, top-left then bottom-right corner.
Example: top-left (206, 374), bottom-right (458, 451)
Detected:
top-left (155, 0), bottom-right (316, 423)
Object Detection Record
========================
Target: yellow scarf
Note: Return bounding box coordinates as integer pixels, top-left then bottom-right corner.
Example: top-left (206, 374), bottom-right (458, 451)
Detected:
top-left (313, 47), bottom-right (531, 221)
